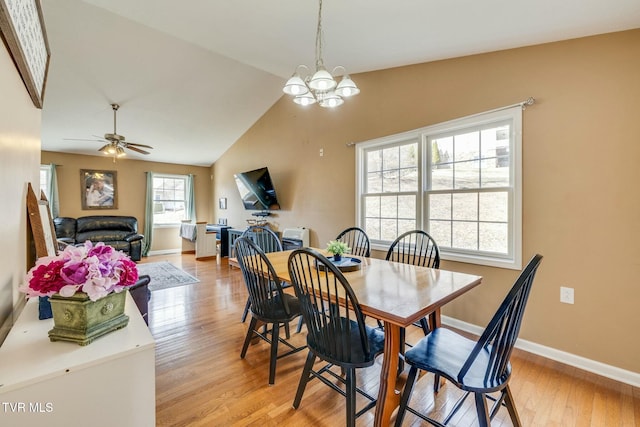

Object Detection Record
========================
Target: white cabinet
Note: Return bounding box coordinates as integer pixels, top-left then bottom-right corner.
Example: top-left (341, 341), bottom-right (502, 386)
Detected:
top-left (0, 293), bottom-right (155, 427)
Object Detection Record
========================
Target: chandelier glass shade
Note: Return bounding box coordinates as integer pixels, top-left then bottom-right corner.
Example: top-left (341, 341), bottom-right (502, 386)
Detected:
top-left (282, 0), bottom-right (359, 108)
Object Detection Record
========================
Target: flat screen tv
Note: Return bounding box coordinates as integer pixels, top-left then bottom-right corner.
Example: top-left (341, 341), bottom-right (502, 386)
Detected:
top-left (233, 167), bottom-right (281, 211)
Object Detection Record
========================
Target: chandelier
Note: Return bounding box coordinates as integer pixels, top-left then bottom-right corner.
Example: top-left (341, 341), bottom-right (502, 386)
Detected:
top-left (282, 0), bottom-right (360, 108)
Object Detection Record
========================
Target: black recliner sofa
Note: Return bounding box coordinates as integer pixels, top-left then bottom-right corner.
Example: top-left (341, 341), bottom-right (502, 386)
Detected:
top-left (54, 216), bottom-right (144, 261)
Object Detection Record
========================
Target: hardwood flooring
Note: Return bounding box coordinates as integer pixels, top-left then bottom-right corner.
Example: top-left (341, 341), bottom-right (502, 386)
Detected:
top-left (143, 253), bottom-right (640, 426)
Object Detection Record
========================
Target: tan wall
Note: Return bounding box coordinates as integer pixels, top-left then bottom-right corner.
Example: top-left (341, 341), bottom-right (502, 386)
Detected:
top-left (213, 29), bottom-right (640, 373)
top-left (0, 43), bottom-right (42, 342)
top-left (40, 151), bottom-right (213, 252)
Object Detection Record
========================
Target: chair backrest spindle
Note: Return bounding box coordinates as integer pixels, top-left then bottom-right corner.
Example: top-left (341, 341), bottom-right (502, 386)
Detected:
top-left (242, 226), bottom-right (283, 253)
top-left (386, 230), bottom-right (440, 268)
top-left (335, 227), bottom-right (371, 258)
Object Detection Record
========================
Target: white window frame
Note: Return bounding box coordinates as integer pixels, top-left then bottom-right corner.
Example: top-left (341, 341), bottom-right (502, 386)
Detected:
top-left (152, 173), bottom-right (190, 226)
top-left (356, 106), bottom-right (522, 270)
top-left (39, 164), bottom-right (50, 197)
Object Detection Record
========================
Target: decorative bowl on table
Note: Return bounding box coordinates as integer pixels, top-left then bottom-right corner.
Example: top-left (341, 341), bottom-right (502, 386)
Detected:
top-left (317, 256), bottom-right (362, 272)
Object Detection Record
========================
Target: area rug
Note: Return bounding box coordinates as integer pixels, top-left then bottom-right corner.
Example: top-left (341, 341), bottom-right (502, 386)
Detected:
top-left (136, 261), bottom-right (200, 291)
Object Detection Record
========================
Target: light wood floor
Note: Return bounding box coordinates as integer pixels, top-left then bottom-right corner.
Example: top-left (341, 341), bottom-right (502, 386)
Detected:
top-left (143, 253), bottom-right (640, 426)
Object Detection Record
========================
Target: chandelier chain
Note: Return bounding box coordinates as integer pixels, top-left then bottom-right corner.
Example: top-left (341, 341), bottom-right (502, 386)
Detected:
top-left (315, 0), bottom-right (324, 69)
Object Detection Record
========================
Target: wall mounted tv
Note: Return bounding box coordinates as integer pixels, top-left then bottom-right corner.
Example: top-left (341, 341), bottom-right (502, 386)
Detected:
top-left (233, 167), bottom-right (281, 211)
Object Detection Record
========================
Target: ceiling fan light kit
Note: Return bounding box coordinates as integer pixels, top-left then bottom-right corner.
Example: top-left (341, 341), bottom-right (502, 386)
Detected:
top-left (65, 103), bottom-right (154, 162)
top-left (282, 0), bottom-right (359, 108)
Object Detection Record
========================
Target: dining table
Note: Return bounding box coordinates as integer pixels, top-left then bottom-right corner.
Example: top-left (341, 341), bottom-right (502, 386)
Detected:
top-left (262, 249), bottom-right (483, 427)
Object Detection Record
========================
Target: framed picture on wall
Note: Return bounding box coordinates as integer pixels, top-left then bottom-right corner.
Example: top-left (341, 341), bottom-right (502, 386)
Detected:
top-left (81, 170), bottom-right (118, 210)
top-left (0, 0), bottom-right (51, 108)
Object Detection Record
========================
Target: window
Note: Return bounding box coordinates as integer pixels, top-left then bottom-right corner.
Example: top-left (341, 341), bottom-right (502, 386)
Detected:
top-left (39, 164), bottom-right (50, 196)
top-left (357, 106), bottom-right (522, 269)
top-left (152, 174), bottom-right (189, 225)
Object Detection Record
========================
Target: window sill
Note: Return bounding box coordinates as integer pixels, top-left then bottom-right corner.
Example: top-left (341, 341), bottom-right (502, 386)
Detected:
top-left (370, 242), bottom-right (521, 270)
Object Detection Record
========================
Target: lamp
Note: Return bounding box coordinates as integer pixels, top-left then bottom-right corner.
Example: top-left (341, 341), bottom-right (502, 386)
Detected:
top-left (282, 0), bottom-right (359, 108)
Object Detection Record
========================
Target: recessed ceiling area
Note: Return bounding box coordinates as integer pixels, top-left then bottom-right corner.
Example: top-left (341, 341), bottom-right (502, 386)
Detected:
top-left (40, 0), bottom-right (640, 166)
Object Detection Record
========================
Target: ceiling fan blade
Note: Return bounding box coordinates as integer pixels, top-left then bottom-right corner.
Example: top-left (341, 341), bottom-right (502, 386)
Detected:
top-left (64, 137), bottom-right (107, 142)
top-left (126, 145), bottom-right (151, 155)
top-left (125, 142), bottom-right (154, 149)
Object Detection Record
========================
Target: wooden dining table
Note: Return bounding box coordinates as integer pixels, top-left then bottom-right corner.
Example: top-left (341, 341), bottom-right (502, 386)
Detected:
top-left (262, 249), bottom-right (483, 427)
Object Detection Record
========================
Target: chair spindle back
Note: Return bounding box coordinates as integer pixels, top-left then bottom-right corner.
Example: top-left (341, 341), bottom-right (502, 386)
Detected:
top-left (288, 248), bottom-right (371, 365)
top-left (242, 226), bottom-right (283, 253)
top-left (235, 237), bottom-right (291, 319)
top-left (336, 227), bottom-right (371, 258)
top-left (459, 254), bottom-right (543, 386)
top-left (386, 230), bottom-right (440, 268)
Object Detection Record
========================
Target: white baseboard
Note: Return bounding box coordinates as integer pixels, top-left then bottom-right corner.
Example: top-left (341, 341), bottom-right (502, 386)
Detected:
top-left (146, 248), bottom-right (181, 256)
top-left (442, 315), bottom-right (640, 388)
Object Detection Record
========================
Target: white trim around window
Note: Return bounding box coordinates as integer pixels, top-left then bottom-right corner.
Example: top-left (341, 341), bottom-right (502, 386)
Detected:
top-left (356, 105), bottom-right (523, 270)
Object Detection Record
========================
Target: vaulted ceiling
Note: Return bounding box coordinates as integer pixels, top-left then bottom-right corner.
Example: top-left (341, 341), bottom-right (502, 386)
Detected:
top-left (39, 0), bottom-right (640, 166)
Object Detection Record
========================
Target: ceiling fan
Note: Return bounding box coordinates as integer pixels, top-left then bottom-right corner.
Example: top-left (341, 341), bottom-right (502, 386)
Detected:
top-left (66, 103), bottom-right (153, 162)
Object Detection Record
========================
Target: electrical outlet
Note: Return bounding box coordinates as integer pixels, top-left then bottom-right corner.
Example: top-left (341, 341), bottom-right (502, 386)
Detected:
top-left (560, 286), bottom-right (574, 304)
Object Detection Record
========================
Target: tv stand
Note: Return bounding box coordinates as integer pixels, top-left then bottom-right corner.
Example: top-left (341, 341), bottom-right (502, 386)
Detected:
top-left (251, 211), bottom-right (271, 217)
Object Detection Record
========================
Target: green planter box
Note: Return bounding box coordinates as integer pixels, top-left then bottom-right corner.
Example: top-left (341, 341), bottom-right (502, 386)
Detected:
top-left (48, 291), bottom-right (129, 346)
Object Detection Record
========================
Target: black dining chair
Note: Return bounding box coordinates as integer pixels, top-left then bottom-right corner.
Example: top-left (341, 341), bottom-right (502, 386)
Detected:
top-left (394, 254), bottom-right (543, 427)
top-left (336, 226), bottom-right (371, 258)
top-left (385, 229), bottom-right (440, 335)
top-left (240, 226), bottom-right (283, 323)
top-left (242, 225), bottom-right (283, 253)
top-left (288, 248), bottom-right (385, 427)
top-left (235, 237), bottom-right (306, 385)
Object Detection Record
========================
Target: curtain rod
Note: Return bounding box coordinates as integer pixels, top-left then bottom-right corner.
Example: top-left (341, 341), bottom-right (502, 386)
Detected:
top-left (488, 96), bottom-right (535, 113)
top-left (345, 97), bottom-right (535, 147)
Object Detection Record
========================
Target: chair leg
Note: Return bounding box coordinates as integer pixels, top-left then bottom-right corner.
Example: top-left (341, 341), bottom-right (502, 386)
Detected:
top-left (240, 317), bottom-right (258, 358)
top-left (394, 366), bottom-right (419, 427)
top-left (284, 320), bottom-right (291, 339)
top-left (268, 323), bottom-right (280, 385)
top-left (345, 368), bottom-right (356, 427)
top-left (241, 297), bottom-right (250, 322)
top-left (296, 316), bottom-right (304, 333)
top-left (293, 352), bottom-right (316, 409)
top-left (433, 374), bottom-right (442, 393)
top-left (474, 393), bottom-right (491, 427)
top-left (503, 385), bottom-right (522, 427)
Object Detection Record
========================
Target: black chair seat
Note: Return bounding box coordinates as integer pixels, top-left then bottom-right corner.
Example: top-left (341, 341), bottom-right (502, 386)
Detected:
top-left (404, 328), bottom-right (510, 393)
top-left (252, 293), bottom-right (301, 323)
top-left (308, 318), bottom-right (385, 368)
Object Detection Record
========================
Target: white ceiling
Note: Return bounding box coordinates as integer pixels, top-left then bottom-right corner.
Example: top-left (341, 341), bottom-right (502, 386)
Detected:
top-left (39, 0), bottom-right (640, 167)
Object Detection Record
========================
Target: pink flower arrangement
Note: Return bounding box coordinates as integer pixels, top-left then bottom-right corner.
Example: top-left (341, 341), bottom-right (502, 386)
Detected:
top-left (21, 241), bottom-right (139, 302)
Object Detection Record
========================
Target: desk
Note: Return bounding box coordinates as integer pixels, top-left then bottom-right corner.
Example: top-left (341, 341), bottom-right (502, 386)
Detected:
top-left (180, 222), bottom-right (218, 260)
top-left (264, 250), bottom-right (482, 427)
